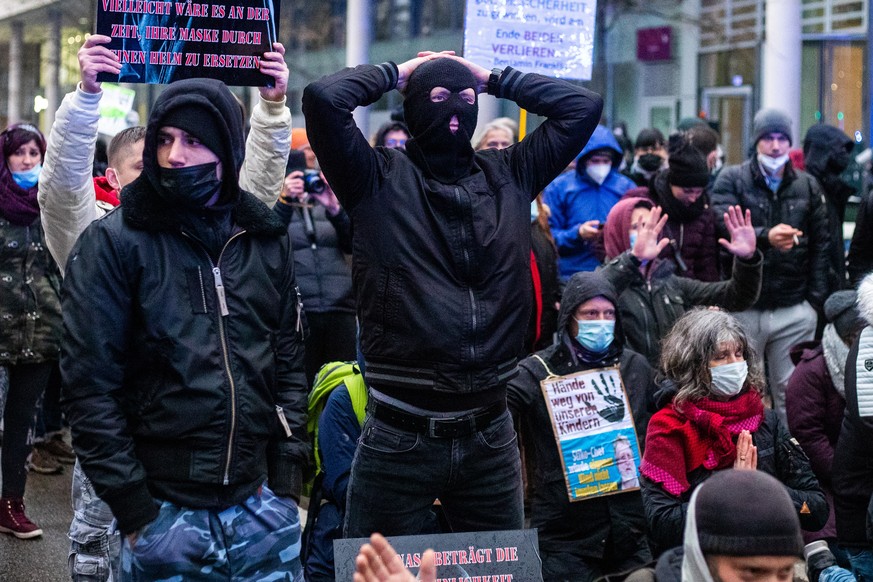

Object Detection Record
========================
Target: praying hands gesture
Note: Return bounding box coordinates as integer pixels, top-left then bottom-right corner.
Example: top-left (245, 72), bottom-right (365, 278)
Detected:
top-left (718, 205), bottom-right (757, 260)
top-left (354, 534), bottom-right (436, 582)
top-left (733, 429), bottom-right (758, 470)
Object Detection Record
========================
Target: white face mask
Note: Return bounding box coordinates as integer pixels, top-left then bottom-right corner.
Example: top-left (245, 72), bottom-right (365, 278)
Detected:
top-left (757, 153), bottom-right (789, 174)
top-left (585, 163), bottom-right (611, 185)
top-left (709, 361), bottom-right (748, 398)
top-left (530, 200), bottom-right (539, 223)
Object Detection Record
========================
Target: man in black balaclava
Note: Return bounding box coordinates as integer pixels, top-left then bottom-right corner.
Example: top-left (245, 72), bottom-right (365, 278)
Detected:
top-left (60, 77), bottom-right (310, 580)
top-left (303, 52), bottom-right (603, 538)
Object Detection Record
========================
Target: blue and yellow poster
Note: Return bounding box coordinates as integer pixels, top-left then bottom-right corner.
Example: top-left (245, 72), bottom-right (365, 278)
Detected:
top-left (540, 366), bottom-right (642, 502)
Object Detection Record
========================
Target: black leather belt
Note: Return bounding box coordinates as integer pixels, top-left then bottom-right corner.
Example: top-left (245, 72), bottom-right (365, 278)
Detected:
top-left (369, 400), bottom-right (506, 438)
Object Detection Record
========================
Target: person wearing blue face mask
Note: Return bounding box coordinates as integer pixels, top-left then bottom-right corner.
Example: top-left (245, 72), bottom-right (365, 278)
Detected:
top-left (508, 271), bottom-right (657, 581)
top-left (0, 122), bottom-right (63, 540)
top-left (640, 309), bottom-right (828, 555)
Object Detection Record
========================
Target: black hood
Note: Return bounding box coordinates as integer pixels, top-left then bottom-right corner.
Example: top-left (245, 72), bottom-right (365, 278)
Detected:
top-left (143, 78), bottom-right (246, 205)
top-left (557, 271), bottom-right (624, 347)
top-left (803, 124), bottom-right (853, 179)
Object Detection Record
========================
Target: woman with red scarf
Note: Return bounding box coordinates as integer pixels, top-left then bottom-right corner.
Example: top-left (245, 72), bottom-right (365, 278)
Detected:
top-left (0, 123), bottom-right (63, 539)
top-left (640, 309), bottom-right (828, 553)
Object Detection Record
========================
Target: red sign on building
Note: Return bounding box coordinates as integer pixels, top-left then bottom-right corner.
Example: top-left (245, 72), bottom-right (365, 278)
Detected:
top-left (637, 26), bottom-right (672, 62)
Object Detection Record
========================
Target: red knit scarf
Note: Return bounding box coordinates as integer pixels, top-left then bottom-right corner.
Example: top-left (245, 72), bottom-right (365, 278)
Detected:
top-left (640, 390), bottom-right (764, 495)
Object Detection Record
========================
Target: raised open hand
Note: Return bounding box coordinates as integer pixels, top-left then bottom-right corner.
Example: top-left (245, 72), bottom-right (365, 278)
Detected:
top-left (630, 206), bottom-right (670, 262)
top-left (353, 534), bottom-right (436, 582)
top-left (718, 205), bottom-right (756, 260)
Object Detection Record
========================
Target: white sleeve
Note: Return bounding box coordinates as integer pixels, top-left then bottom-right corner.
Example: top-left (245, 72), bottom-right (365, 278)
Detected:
top-left (38, 87), bottom-right (101, 275)
top-left (239, 95), bottom-right (292, 207)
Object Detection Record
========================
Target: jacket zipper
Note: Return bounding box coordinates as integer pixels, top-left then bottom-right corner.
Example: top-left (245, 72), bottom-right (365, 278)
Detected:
top-left (454, 187), bottom-right (477, 362)
top-left (182, 229), bottom-right (247, 486)
top-left (276, 405), bottom-right (293, 437)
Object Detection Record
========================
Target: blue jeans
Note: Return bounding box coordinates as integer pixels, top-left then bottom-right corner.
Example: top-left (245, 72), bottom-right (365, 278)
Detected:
top-left (821, 565), bottom-right (860, 582)
top-left (121, 484), bottom-right (303, 581)
top-left (344, 409), bottom-right (524, 537)
top-left (69, 460), bottom-right (121, 581)
top-left (846, 548), bottom-right (873, 582)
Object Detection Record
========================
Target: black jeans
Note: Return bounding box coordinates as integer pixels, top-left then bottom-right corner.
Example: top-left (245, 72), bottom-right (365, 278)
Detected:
top-left (344, 409), bottom-right (524, 537)
top-left (2, 361), bottom-right (54, 497)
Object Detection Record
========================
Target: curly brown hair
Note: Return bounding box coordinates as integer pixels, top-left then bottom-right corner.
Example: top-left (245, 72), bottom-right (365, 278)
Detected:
top-left (659, 308), bottom-right (765, 407)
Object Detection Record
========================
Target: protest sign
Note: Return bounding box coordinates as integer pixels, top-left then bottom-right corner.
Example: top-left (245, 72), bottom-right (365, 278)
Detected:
top-left (97, 84), bottom-right (136, 136)
top-left (95, 0), bottom-right (279, 86)
top-left (334, 529), bottom-right (543, 582)
top-left (463, 0), bottom-right (596, 80)
top-left (539, 366), bottom-right (642, 502)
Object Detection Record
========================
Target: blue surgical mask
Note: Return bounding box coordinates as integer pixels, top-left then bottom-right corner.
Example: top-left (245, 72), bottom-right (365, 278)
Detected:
top-left (575, 319), bottom-right (615, 354)
top-left (530, 200), bottom-right (539, 222)
top-left (710, 361), bottom-right (748, 398)
top-left (12, 164), bottom-right (42, 189)
top-left (629, 231), bottom-right (638, 251)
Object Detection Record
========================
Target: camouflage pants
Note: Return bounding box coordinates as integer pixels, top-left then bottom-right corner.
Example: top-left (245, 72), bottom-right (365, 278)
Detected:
top-left (121, 484), bottom-right (303, 581)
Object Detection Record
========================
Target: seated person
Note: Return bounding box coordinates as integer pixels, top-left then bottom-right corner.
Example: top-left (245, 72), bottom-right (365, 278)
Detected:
top-left (640, 309), bottom-right (828, 553)
top-left (508, 271), bottom-right (655, 581)
top-left (599, 198), bottom-right (762, 366)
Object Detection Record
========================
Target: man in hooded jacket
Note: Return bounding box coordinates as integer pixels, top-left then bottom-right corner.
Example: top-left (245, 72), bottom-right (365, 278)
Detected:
top-left (544, 124), bottom-right (637, 279)
top-left (803, 124), bottom-right (855, 292)
top-left (508, 271), bottom-right (655, 581)
top-left (302, 52), bottom-right (603, 536)
top-left (60, 78), bottom-right (309, 580)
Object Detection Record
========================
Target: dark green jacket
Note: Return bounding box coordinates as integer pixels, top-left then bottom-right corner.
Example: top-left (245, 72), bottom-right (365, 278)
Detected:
top-left (0, 215), bottom-right (62, 364)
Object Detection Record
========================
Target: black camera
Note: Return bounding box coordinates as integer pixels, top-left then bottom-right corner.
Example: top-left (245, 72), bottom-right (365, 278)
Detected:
top-left (303, 169), bottom-right (325, 194)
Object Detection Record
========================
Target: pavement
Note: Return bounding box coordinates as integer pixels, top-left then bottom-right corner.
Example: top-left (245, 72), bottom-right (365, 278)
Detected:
top-left (0, 464), bottom-right (74, 582)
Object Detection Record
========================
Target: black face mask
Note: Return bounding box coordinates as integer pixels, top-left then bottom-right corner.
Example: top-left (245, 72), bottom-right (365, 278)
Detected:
top-left (158, 162), bottom-right (222, 209)
top-left (637, 153), bottom-right (663, 172)
top-left (403, 59), bottom-right (478, 183)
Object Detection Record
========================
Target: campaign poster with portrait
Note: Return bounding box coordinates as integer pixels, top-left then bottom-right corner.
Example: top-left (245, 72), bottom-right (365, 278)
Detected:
top-left (539, 366), bottom-right (642, 502)
top-left (95, 0), bottom-right (279, 86)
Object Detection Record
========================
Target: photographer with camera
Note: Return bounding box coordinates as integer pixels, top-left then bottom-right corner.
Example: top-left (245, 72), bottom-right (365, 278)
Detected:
top-left (275, 137), bottom-right (357, 384)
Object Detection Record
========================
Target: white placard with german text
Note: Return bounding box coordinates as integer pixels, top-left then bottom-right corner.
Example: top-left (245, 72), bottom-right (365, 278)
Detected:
top-left (540, 366), bottom-right (642, 502)
top-left (463, 0), bottom-right (596, 80)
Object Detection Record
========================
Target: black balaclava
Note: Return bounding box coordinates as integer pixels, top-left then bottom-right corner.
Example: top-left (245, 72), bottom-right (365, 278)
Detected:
top-left (403, 59), bottom-right (478, 184)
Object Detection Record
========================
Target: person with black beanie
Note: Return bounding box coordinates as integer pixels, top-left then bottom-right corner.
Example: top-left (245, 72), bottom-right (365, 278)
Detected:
top-left (303, 51), bottom-right (603, 538)
top-left (633, 133), bottom-right (720, 282)
top-left (60, 77), bottom-right (310, 580)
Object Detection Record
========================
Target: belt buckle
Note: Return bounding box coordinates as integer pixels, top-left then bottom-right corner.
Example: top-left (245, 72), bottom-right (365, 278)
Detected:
top-left (428, 415), bottom-right (475, 438)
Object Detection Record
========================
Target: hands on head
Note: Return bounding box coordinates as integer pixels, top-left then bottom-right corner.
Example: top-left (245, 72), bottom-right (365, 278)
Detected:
top-left (396, 51), bottom-right (490, 94)
top-left (354, 533), bottom-right (436, 582)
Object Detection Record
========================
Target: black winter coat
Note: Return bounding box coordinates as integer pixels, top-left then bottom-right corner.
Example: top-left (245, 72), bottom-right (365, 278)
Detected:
top-left (526, 222), bottom-right (560, 355)
top-left (303, 62), bottom-right (602, 407)
top-left (832, 326), bottom-right (873, 547)
top-left (274, 202), bottom-right (354, 314)
top-left (641, 408), bottom-right (828, 552)
top-left (711, 159), bottom-right (830, 310)
top-left (508, 341), bottom-right (656, 561)
top-left (61, 184), bottom-right (310, 535)
top-left (804, 125), bottom-right (855, 292)
top-left (848, 191), bottom-right (873, 287)
top-left (599, 251), bottom-right (762, 367)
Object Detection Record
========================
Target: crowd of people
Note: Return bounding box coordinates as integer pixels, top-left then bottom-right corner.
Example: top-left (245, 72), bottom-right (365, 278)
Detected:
top-left (0, 36), bottom-right (872, 582)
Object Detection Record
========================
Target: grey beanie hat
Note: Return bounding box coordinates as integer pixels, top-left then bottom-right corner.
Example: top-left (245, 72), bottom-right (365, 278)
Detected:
top-left (695, 470), bottom-right (803, 557)
top-left (825, 290), bottom-right (863, 341)
top-left (753, 108), bottom-right (793, 146)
